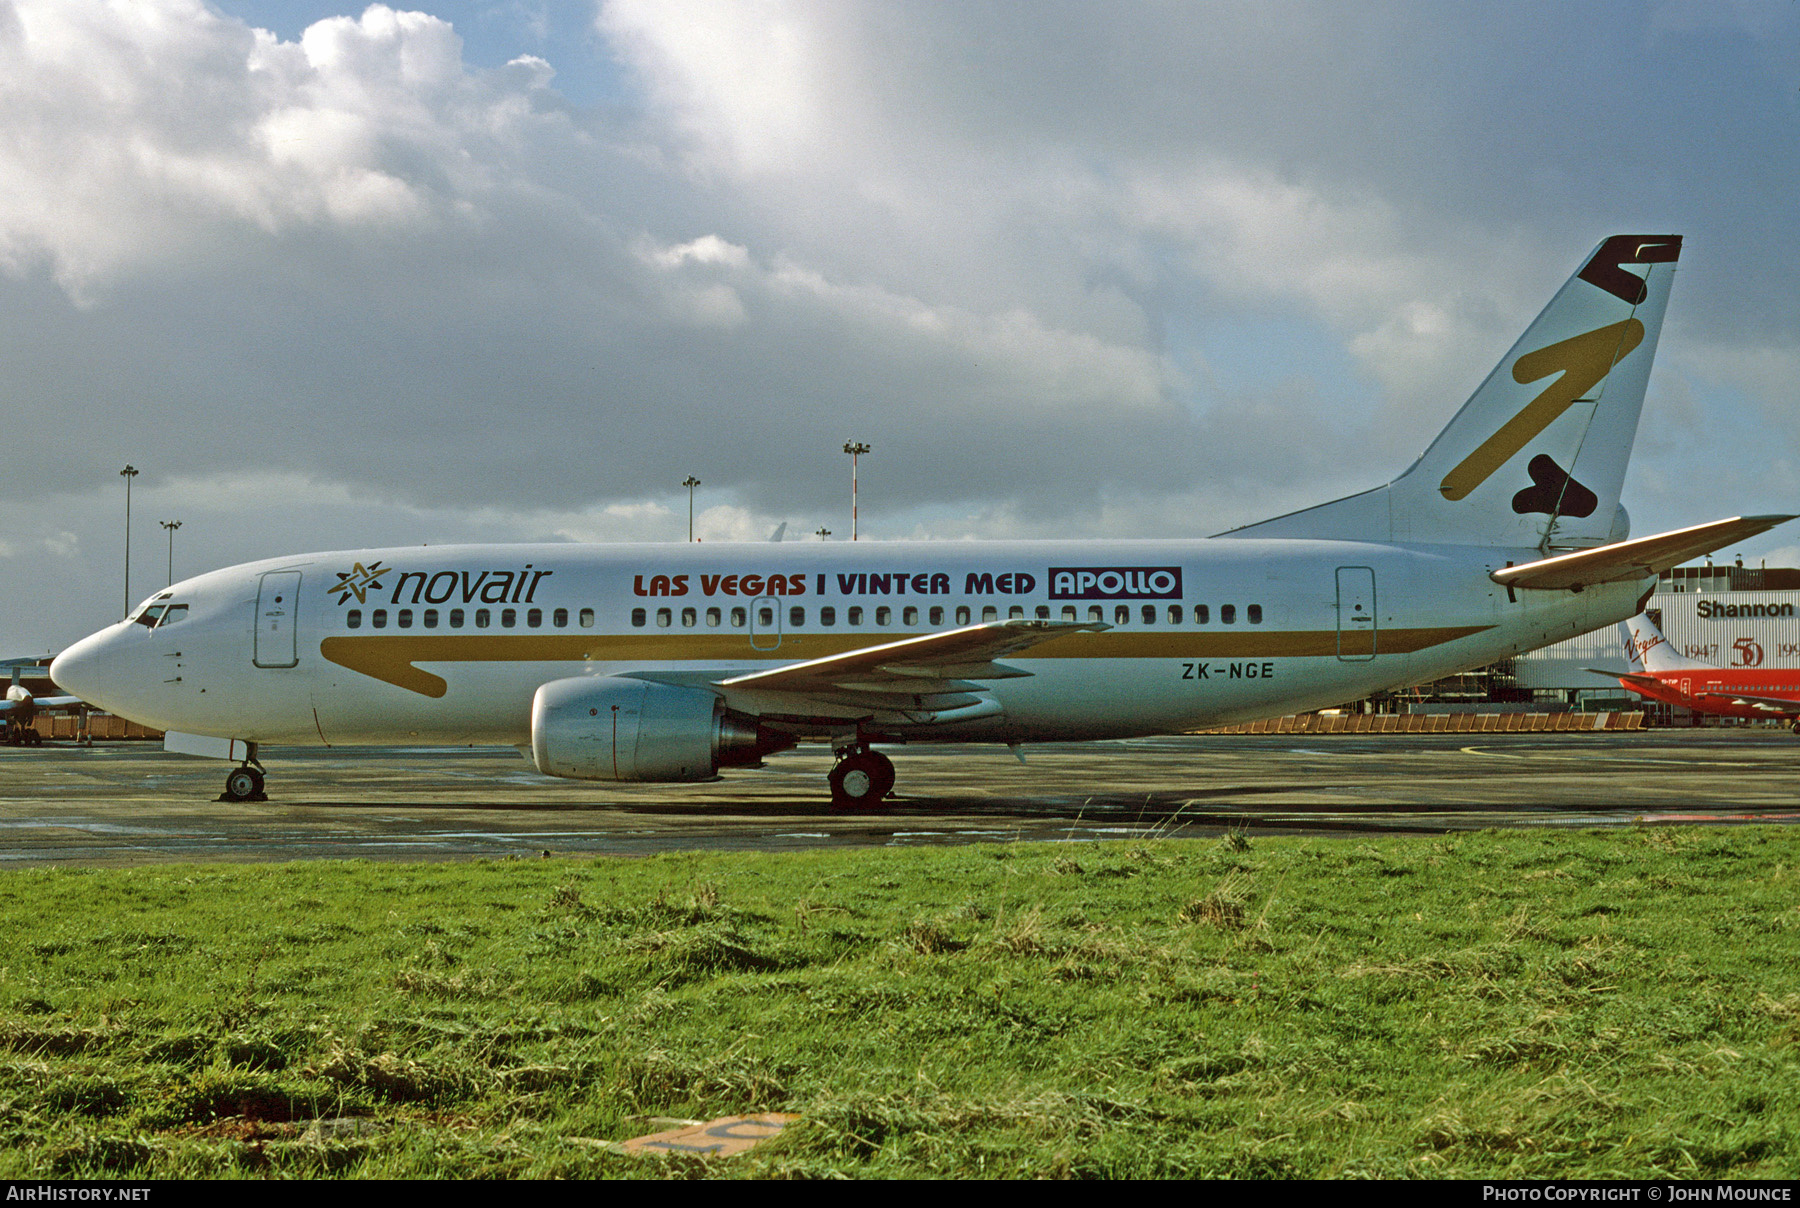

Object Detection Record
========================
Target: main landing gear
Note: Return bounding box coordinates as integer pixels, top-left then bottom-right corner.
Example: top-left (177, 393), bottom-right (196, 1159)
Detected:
top-left (4, 721), bottom-right (44, 748)
top-left (828, 744), bottom-right (895, 812)
top-left (221, 761), bottom-right (267, 803)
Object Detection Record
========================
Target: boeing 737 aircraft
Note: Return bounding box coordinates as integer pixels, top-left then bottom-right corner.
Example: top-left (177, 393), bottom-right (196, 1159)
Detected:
top-left (50, 235), bottom-right (1794, 808)
top-left (1599, 612), bottom-right (1800, 729)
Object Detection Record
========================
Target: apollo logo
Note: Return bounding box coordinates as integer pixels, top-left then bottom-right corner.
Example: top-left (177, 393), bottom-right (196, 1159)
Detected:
top-left (1048, 566), bottom-right (1182, 600)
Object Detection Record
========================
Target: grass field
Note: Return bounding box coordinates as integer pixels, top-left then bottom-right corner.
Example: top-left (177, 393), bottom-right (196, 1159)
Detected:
top-left (0, 826), bottom-right (1795, 1178)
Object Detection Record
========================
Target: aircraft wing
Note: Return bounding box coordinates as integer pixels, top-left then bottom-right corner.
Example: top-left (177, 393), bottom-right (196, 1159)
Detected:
top-left (1492, 515), bottom-right (1797, 592)
top-left (1696, 691), bottom-right (1800, 715)
top-left (0, 695), bottom-right (84, 714)
top-left (707, 619), bottom-right (1108, 725)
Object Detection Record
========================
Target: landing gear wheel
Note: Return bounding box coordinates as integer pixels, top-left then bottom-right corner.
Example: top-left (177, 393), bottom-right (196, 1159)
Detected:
top-left (829, 749), bottom-right (895, 812)
top-left (222, 766), bottom-right (265, 802)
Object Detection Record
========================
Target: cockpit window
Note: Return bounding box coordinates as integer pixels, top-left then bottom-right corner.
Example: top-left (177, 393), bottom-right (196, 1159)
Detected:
top-left (128, 592), bottom-right (173, 627)
top-left (155, 604), bottom-right (189, 628)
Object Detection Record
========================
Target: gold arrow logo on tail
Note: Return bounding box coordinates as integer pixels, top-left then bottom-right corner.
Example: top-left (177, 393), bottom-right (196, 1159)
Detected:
top-left (1439, 318), bottom-right (1644, 502)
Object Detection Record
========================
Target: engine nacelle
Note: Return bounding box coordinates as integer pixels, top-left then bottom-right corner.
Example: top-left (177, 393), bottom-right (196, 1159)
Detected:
top-left (530, 676), bottom-right (788, 782)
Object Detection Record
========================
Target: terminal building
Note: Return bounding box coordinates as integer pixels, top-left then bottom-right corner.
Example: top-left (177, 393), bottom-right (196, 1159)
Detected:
top-left (1496, 561), bottom-right (1800, 722)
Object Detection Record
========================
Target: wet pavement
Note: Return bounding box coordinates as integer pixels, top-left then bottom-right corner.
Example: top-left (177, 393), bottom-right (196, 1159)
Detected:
top-left (1, 729), bottom-right (1797, 866)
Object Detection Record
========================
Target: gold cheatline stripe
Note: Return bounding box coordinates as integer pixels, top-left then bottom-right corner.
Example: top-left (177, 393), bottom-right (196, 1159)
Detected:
top-left (318, 626), bottom-right (1494, 698)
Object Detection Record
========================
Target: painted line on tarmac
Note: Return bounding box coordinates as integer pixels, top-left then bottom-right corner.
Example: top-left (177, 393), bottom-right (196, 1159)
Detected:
top-left (1457, 746), bottom-right (1764, 766)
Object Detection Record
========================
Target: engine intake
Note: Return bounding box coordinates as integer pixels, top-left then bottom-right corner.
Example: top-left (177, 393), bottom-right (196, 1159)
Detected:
top-left (530, 676), bottom-right (789, 782)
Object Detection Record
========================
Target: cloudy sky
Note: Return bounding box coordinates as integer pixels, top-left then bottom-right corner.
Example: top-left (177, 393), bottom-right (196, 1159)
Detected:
top-left (2, 0), bottom-right (1796, 655)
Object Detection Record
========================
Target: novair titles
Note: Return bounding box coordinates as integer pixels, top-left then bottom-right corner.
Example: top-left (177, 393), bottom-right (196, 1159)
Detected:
top-left (379, 566), bottom-right (553, 607)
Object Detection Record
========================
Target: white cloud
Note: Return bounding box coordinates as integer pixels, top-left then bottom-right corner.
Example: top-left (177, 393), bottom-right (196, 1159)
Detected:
top-left (3, 0), bottom-right (1799, 654)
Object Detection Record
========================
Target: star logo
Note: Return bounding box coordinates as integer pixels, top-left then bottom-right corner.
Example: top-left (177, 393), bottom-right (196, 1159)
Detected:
top-left (333, 561), bottom-right (390, 606)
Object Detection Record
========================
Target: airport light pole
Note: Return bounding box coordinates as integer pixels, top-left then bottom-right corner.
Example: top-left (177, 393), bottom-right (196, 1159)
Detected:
top-left (843, 442), bottom-right (870, 541)
top-left (161, 520), bottom-right (181, 587)
top-left (815, 527), bottom-right (831, 540)
top-left (682, 476), bottom-right (701, 542)
top-left (119, 465), bottom-right (138, 617)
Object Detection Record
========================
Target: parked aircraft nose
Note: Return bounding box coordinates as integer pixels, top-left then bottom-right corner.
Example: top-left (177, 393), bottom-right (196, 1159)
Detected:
top-left (50, 626), bottom-right (128, 714)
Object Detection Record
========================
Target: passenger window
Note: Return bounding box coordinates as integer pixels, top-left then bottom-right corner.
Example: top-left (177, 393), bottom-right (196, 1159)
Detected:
top-left (789, 606), bottom-right (805, 627)
top-left (758, 605), bottom-right (774, 627)
top-left (423, 609), bottom-right (438, 628)
top-left (1088, 605), bottom-right (1103, 622)
top-left (876, 606), bottom-right (892, 626)
top-left (1195, 605), bottom-right (1210, 624)
top-left (656, 608), bottom-right (672, 628)
top-left (820, 606), bottom-right (836, 626)
top-left (731, 606), bottom-right (747, 627)
top-left (683, 607), bottom-right (697, 628)
top-left (476, 609), bottom-right (491, 629)
top-left (1114, 605), bottom-right (1129, 624)
top-left (1168, 605), bottom-right (1182, 624)
top-left (929, 606), bottom-right (943, 626)
top-left (579, 608), bottom-right (595, 627)
top-left (903, 606), bottom-right (918, 626)
top-left (1008, 606), bottom-right (1024, 620)
top-left (502, 608), bottom-right (517, 628)
top-left (1142, 605), bottom-right (1155, 625)
top-left (553, 607), bottom-right (568, 627)
top-left (527, 608), bottom-right (542, 628)
top-left (1221, 605), bottom-right (1236, 624)
top-left (982, 606), bottom-right (998, 622)
top-left (346, 609), bottom-right (362, 629)
top-left (397, 609), bottom-right (413, 629)
top-left (1249, 604), bottom-right (1263, 624)
top-left (849, 606), bottom-right (864, 626)
top-left (1062, 606), bottom-right (1076, 621)
top-left (372, 609), bottom-right (388, 629)
top-left (707, 607), bottom-right (722, 627)
top-left (1035, 605), bottom-right (1050, 620)
top-left (632, 608), bottom-right (646, 627)
top-left (955, 606), bottom-right (971, 625)
top-left (450, 608), bottom-right (464, 628)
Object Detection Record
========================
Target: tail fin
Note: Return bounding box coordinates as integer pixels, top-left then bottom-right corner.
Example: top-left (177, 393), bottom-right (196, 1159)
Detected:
top-left (1226, 235), bottom-right (1681, 549)
top-left (1622, 612), bottom-right (1712, 673)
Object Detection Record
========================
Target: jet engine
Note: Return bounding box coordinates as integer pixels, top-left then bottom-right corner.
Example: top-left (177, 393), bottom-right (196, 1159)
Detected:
top-left (530, 676), bottom-right (790, 782)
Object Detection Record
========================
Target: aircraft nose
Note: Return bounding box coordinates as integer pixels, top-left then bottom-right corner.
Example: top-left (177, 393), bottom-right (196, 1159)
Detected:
top-left (50, 627), bottom-right (125, 711)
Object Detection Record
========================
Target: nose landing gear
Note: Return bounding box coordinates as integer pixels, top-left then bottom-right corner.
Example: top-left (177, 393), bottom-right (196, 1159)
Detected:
top-left (828, 745), bottom-right (895, 812)
top-left (221, 762), bottom-right (267, 803)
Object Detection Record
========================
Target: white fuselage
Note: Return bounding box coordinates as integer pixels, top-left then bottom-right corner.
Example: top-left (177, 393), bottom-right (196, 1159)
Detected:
top-left (52, 537), bottom-right (1649, 749)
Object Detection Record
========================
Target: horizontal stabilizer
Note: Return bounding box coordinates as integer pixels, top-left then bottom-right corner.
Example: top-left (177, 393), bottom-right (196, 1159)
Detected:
top-left (1585, 669), bottom-right (1658, 688)
top-left (1492, 515), bottom-right (1797, 591)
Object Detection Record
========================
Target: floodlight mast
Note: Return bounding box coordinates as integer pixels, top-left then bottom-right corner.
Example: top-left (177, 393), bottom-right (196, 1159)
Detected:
top-left (843, 442), bottom-right (870, 541)
top-left (119, 465), bottom-right (138, 618)
top-left (682, 476), bottom-right (701, 542)
top-left (161, 520), bottom-right (182, 586)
